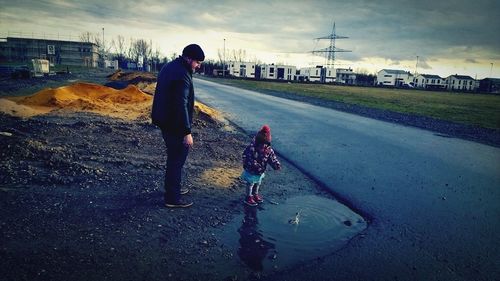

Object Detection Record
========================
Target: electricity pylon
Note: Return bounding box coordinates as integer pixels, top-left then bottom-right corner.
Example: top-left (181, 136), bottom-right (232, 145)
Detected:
top-left (312, 22), bottom-right (351, 68)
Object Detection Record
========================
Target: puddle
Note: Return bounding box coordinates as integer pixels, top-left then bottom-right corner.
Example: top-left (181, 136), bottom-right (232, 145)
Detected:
top-left (217, 195), bottom-right (367, 272)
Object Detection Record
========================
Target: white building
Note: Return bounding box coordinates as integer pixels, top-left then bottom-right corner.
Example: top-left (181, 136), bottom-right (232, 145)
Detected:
top-left (324, 67), bottom-right (335, 83)
top-left (260, 64), bottom-right (296, 80)
top-left (228, 61), bottom-right (256, 78)
top-left (298, 66), bottom-right (335, 82)
top-left (444, 75), bottom-right (476, 91)
top-left (336, 68), bottom-right (356, 84)
top-left (299, 66), bottom-right (320, 82)
top-left (104, 59), bottom-right (119, 70)
top-left (377, 69), bottom-right (414, 86)
top-left (414, 74), bottom-right (444, 89)
top-left (260, 64), bottom-right (276, 79)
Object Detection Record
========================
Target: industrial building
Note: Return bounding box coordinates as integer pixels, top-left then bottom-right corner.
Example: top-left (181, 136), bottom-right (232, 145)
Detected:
top-left (0, 36), bottom-right (99, 67)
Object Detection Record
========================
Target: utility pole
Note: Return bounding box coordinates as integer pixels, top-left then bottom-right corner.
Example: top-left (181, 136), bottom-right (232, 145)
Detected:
top-left (102, 28), bottom-right (104, 51)
top-left (415, 56), bottom-right (419, 76)
top-left (223, 38), bottom-right (226, 77)
top-left (101, 27), bottom-right (105, 68)
top-left (490, 63), bottom-right (493, 77)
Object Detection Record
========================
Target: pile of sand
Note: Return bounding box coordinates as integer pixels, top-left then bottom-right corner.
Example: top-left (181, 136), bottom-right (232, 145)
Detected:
top-left (0, 82), bottom-right (220, 122)
top-left (194, 101), bottom-right (220, 120)
top-left (1, 82), bottom-right (152, 120)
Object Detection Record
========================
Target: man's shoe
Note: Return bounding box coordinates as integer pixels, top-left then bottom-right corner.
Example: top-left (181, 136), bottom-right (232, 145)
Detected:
top-left (253, 194), bottom-right (264, 203)
top-left (180, 188), bottom-right (189, 195)
top-left (244, 196), bottom-right (258, 207)
top-left (165, 199), bottom-right (193, 208)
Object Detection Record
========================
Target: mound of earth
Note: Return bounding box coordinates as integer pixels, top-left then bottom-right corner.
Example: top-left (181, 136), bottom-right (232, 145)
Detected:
top-left (106, 70), bottom-right (157, 95)
top-left (0, 82), bottom-right (220, 125)
top-left (18, 82), bottom-right (150, 107)
top-left (0, 82), bottom-right (152, 120)
top-left (107, 69), bottom-right (157, 82)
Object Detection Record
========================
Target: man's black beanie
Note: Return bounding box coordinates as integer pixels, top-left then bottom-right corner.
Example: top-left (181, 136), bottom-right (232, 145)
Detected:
top-left (182, 44), bottom-right (205, 61)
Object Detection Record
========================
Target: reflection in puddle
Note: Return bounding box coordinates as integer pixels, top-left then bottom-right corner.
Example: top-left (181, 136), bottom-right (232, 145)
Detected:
top-left (219, 195), bottom-right (367, 273)
top-left (238, 206), bottom-right (276, 271)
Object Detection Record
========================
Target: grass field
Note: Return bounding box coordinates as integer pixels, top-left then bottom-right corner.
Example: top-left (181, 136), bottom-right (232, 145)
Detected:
top-left (199, 77), bottom-right (500, 130)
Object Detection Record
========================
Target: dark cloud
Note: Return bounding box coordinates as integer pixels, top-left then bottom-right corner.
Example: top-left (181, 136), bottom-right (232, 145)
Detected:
top-left (1, 0), bottom-right (498, 64)
top-left (465, 58), bottom-right (479, 64)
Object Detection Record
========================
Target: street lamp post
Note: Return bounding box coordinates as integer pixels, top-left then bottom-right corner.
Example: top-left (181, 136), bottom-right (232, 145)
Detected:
top-left (223, 38), bottom-right (226, 77)
top-left (102, 28), bottom-right (104, 51)
top-left (415, 55), bottom-right (419, 76)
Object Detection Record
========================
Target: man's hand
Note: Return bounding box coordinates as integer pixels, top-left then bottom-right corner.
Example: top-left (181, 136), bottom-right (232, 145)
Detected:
top-left (183, 134), bottom-right (193, 148)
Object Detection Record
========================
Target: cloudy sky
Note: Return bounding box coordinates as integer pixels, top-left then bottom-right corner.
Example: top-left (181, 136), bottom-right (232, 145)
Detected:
top-left (1, 0), bottom-right (499, 78)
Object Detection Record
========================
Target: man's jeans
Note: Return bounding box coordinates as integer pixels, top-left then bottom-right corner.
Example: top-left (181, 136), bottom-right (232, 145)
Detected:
top-left (162, 131), bottom-right (189, 204)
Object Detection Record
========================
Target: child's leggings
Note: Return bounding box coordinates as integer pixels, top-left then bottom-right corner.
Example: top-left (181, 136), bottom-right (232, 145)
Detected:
top-left (246, 183), bottom-right (260, 196)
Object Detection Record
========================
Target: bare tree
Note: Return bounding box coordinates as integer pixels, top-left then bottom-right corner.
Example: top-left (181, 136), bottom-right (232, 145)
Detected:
top-left (237, 49), bottom-right (246, 62)
top-left (79, 31), bottom-right (108, 50)
top-left (79, 31), bottom-right (93, 43)
top-left (230, 49), bottom-right (247, 62)
top-left (129, 39), bottom-right (151, 66)
top-left (151, 44), bottom-right (162, 72)
top-left (111, 35), bottom-right (126, 60)
top-left (92, 34), bottom-right (103, 48)
top-left (217, 48), bottom-right (225, 65)
top-left (127, 37), bottom-right (135, 60)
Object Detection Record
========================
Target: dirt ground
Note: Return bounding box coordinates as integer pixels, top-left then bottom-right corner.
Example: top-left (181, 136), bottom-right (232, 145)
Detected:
top-left (0, 71), bottom-right (337, 280)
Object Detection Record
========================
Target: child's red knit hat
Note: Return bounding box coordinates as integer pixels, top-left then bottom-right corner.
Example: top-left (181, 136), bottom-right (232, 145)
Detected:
top-left (257, 125), bottom-right (271, 142)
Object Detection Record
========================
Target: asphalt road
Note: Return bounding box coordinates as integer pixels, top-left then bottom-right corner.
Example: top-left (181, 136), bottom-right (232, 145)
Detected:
top-left (194, 78), bottom-right (500, 281)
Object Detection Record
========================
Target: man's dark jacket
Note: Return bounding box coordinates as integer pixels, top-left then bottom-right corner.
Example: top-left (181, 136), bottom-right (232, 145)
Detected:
top-left (151, 57), bottom-right (194, 136)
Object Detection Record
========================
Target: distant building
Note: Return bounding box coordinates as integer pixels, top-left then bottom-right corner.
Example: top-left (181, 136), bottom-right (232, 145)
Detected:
top-left (260, 64), bottom-right (276, 79)
top-left (0, 37), bottom-right (99, 67)
top-left (323, 67), bottom-right (336, 83)
top-left (376, 69), bottom-right (414, 87)
top-left (260, 64), bottom-right (296, 81)
top-left (478, 78), bottom-right (500, 94)
top-left (228, 61), bottom-right (256, 78)
top-left (414, 74), bottom-right (444, 90)
top-left (298, 66), bottom-right (334, 82)
top-left (298, 66), bottom-right (322, 82)
top-left (104, 60), bottom-right (119, 70)
top-left (336, 68), bottom-right (356, 84)
top-left (444, 74), bottom-right (476, 91)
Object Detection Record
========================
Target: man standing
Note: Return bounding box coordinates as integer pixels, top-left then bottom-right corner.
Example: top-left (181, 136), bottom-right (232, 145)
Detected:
top-left (151, 44), bottom-right (204, 208)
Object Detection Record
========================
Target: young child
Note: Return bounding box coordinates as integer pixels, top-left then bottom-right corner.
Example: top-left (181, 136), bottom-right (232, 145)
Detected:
top-left (241, 125), bottom-right (281, 206)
